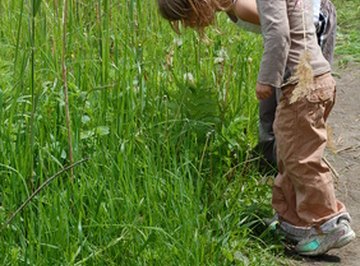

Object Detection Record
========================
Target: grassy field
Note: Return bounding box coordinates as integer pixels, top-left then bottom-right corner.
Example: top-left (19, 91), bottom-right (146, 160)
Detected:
top-left (333, 0), bottom-right (360, 64)
top-left (0, 1), bottom-right (284, 265)
top-left (1, 0), bottom-right (357, 265)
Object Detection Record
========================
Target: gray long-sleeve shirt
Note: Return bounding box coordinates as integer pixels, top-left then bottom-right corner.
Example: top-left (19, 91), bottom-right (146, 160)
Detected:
top-left (256, 0), bottom-right (331, 88)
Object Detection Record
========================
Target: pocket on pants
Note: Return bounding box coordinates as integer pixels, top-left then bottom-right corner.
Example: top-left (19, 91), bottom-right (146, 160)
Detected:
top-left (306, 85), bottom-right (335, 103)
top-left (306, 77), bottom-right (336, 103)
top-left (305, 75), bottom-right (336, 123)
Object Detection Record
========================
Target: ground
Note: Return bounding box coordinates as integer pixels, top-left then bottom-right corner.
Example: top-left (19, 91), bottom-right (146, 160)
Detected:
top-left (291, 62), bottom-right (360, 265)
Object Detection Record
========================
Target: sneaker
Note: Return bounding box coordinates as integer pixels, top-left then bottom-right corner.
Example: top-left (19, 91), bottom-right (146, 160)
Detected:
top-left (333, 219), bottom-right (356, 249)
top-left (277, 223), bottom-right (311, 244)
top-left (295, 219), bottom-right (356, 256)
top-left (265, 214), bottom-right (312, 244)
top-left (264, 213), bottom-right (279, 229)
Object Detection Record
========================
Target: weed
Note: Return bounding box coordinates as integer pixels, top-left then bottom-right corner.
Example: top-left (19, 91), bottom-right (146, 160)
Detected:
top-left (0, 1), bottom-right (288, 265)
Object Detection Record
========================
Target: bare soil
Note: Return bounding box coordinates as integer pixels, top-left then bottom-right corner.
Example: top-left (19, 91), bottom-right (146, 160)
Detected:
top-left (291, 63), bottom-right (360, 265)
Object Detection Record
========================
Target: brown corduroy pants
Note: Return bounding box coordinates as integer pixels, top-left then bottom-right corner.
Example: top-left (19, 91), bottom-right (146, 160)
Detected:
top-left (272, 72), bottom-right (346, 227)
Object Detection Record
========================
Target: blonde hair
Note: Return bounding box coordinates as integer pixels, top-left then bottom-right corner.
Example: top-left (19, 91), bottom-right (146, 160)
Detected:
top-left (157, 0), bottom-right (234, 32)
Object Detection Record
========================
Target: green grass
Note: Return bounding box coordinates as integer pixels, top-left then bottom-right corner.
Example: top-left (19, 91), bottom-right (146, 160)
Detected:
top-left (0, 1), bottom-right (287, 265)
top-left (2, 0), bottom-right (357, 264)
top-left (333, 0), bottom-right (360, 64)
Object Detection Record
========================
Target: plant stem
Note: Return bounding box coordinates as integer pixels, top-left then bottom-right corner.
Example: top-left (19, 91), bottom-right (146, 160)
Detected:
top-left (1, 158), bottom-right (89, 231)
top-left (61, 0), bottom-right (74, 180)
top-left (29, 0), bottom-right (36, 188)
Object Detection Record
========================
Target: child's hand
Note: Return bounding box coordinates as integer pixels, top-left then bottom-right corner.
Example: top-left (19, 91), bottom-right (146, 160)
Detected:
top-left (256, 83), bottom-right (273, 100)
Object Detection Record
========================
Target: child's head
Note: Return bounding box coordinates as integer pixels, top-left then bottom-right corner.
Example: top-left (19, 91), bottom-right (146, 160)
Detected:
top-left (157, 0), bottom-right (233, 31)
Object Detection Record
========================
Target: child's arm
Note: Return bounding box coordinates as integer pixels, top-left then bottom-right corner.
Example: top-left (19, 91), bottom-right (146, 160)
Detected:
top-left (226, 0), bottom-right (260, 33)
top-left (233, 0), bottom-right (260, 24)
top-left (227, 0), bottom-right (259, 24)
top-left (256, 0), bottom-right (290, 89)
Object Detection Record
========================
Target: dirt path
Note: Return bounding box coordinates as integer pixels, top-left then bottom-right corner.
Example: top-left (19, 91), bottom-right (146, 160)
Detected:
top-left (293, 63), bottom-right (360, 265)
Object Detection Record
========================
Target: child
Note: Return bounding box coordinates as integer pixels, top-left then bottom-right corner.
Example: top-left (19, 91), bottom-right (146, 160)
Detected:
top-left (225, 0), bottom-right (337, 170)
top-left (255, 0), bottom-right (338, 169)
top-left (159, 0), bottom-right (337, 171)
top-left (255, 0), bottom-right (355, 255)
top-left (157, 0), bottom-right (355, 255)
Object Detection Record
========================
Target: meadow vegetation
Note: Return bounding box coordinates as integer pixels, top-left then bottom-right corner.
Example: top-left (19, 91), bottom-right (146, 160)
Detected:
top-left (333, 0), bottom-right (360, 64)
top-left (0, 1), bottom-right (283, 264)
top-left (3, 0), bottom-right (358, 264)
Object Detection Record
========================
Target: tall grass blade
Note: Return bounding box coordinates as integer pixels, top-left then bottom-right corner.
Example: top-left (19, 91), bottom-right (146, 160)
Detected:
top-left (61, 0), bottom-right (74, 180)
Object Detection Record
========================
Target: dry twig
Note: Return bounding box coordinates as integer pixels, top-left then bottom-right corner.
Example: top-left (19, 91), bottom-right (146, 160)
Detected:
top-left (323, 157), bottom-right (340, 187)
top-left (1, 158), bottom-right (89, 231)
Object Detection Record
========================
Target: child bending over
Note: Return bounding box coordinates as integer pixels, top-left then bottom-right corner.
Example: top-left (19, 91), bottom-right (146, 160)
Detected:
top-left (157, 0), bottom-right (355, 256)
